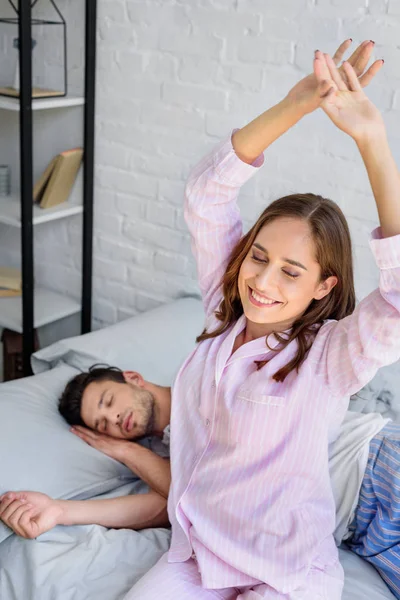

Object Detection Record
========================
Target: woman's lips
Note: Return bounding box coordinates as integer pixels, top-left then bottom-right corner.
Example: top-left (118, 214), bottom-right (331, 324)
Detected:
top-left (248, 287), bottom-right (282, 308)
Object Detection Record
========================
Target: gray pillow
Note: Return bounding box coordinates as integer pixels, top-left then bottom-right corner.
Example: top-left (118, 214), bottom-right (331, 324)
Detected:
top-left (31, 296), bottom-right (205, 385)
top-left (0, 364), bottom-right (139, 544)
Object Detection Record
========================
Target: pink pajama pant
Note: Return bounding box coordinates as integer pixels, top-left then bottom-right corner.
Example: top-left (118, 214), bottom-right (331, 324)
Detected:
top-left (123, 551), bottom-right (344, 600)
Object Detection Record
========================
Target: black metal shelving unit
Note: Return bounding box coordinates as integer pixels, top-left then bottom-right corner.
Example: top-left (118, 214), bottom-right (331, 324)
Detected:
top-left (15, 0), bottom-right (97, 375)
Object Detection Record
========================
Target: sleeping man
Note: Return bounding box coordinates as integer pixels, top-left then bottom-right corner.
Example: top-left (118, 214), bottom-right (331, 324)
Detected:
top-left (0, 365), bottom-right (173, 536)
top-left (1, 364), bottom-right (400, 599)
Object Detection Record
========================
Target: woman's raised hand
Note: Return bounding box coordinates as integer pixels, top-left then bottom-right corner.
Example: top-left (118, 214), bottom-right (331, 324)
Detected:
top-left (286, 40), bottom-right (383, 116)
top-left (313, 50), bottom-right (385, 143)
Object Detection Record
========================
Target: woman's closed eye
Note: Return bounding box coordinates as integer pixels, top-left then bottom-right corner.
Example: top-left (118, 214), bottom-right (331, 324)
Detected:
top-left (251, 253), bottom-right (299, 279)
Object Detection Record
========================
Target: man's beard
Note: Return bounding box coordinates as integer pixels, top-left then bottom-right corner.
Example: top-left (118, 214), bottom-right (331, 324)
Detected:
top-left (142, 393), bottom-right (156, 436)
top-left (132, 387), bottom-right (156, 439)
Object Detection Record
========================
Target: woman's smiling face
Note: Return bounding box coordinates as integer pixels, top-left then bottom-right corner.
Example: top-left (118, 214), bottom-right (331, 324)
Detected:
top-left (238, 217), bottom-right (337, 334)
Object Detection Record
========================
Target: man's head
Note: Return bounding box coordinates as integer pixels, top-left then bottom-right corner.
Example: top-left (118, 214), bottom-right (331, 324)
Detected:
top-left (58, 365), bottom-right (156, 440)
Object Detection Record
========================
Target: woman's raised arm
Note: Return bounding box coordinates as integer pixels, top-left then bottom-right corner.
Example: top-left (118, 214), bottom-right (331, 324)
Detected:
top-left (232, 39), bottom-right (380, 164)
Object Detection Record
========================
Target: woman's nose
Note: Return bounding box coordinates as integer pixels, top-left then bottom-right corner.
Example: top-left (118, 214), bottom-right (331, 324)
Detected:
top-left (255, 266), bottom-right (277, 290)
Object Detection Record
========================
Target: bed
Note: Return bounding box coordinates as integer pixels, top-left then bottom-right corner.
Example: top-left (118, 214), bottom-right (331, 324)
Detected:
top-left (0, 296), bottom-right (397, 599)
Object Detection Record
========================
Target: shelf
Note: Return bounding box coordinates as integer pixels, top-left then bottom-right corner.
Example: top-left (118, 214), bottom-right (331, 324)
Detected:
top-left (0, 287), bottom-right (81, 333)
top-left (0, 195), bottom-right (83, 227)
top-left (0, 169), bottom-right (83, 227)
top-left (0, 96), bottom-right (85, 111)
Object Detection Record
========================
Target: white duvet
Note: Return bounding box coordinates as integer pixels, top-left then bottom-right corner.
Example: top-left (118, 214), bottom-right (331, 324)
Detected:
top-left (0, 483), bottom-right (171, 600)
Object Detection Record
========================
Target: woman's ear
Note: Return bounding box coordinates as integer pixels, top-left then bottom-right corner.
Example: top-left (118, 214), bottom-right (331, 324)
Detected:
top-left (122, 371), bottom-right (144, 387)
top-left (314, 275), bottom-right (338, 301)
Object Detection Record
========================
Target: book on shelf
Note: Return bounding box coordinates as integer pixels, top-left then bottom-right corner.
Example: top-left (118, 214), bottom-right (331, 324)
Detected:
top-left (0, 287), bottom-right (21, 297)
top-left (33, 147), bottom-right (83, 209)
top-left (0, 86), bottom-right (64, 99)
top-left (0, 267), bottom-right (21, 292)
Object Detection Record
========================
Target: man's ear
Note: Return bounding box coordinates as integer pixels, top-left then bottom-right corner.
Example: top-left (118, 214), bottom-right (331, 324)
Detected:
top-left (123, 371), bottom-right (144, 387)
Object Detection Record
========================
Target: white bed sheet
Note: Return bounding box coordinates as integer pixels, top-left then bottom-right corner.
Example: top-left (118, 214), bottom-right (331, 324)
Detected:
top-left (340, 546), bottom-right (396, 600)
top-left (0, 534), bottom-right (395, 599)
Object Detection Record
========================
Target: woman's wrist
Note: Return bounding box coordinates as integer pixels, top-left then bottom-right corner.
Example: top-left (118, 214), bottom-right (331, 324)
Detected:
top-left (232, 98), bottom-right (305, 164)
top-left (280, 94), bottom-right (309, 122)
top-left (355, 125), bottom-right (388, 154)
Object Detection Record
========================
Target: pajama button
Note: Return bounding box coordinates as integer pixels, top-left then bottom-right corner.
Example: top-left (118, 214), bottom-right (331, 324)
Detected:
top-left (205, 419), bottom-right (210, 426)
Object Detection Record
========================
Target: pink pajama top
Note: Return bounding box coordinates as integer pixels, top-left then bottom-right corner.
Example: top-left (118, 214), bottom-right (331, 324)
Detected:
top-left (166, 133), bottom-right (400, 594)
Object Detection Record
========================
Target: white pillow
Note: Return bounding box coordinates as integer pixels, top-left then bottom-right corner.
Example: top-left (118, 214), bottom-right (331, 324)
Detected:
top-left (32, 296), bottom-right (205, 385)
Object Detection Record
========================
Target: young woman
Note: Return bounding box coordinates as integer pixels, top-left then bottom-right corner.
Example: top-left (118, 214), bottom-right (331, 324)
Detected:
top-left (122, 39), bottom-right (400, 600)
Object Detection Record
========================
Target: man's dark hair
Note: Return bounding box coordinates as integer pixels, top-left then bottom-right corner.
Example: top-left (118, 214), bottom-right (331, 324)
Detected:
top-left (58, 364), bottom-right (125, 426)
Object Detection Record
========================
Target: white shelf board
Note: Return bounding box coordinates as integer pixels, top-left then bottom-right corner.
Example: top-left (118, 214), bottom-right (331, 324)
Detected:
top-left (0, 96), bottom-right (85, 111)
top-left (0, 195), bottom-right (83, 227)
top-left (0, 168), bottom-right (84, 227)
top-left (0, 287), bottom-right (81, 333)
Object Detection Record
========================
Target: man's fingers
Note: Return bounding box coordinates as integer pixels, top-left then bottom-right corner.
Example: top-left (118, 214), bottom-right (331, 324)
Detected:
top-left (1, 499), bottom-right (28, 523)
top-left (9, 503), bottom-right (33, 530)
top-left (358, 59), bottom-right (384, 87)
top-left (10, 505), bottom-right (36, 538)
top-left (71, 426), bottom-right (97, 440)
top-left (0, 495), bottom-right (18, 515)
top-left (72, 429), bottom-right (97, 447)
top-left (71, 425), bottom-right (93, 435)
top-left (19, 508), bottom-right (39, 539)
top-left (0, 492), bottom-right (17, 504)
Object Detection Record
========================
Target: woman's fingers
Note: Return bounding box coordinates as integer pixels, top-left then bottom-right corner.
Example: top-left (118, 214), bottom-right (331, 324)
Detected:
top-left (359, 59), bottom-right (384, 87)
top-left (343, 61), bottom-right (363, 92)
top-left (325, 53), bottom-right (348, 91)
top-left (318, 80), bottom-right (335, 99)
top-left (314, 50), bottom-right (334, 83)
top-left (345, 40), bottom-right (373, 74)
top-left (332, 39), bottom-right (353, 65)
top-left (350, 41), bottom-right (375, 76)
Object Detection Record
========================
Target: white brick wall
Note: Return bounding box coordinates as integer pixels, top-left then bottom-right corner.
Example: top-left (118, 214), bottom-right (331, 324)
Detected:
top-left (89, 0), bottom-right (400, 329)
top-left (1, 0), bottom-right (400, 345)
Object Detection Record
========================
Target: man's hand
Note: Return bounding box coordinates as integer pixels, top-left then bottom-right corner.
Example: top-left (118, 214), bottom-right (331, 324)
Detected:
top-left (0, 491), bottom-right (64, 539)
top-left (71, 425), bottom-right (130, 463)
top-left (286, 39), bottom-right (383, 115)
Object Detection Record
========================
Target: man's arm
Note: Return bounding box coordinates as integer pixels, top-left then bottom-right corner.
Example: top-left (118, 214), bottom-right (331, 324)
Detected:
top-left (59, 490), bottom-right (169, 530)
top-left (117, 442), bottom-right (171, 500)
top-left (0, 490), bottom-right (168, 538)
top-left (71, 426), bottom-right (171, 499)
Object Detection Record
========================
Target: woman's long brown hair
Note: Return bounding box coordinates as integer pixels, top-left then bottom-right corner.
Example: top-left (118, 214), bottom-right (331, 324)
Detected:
top-left (196, 193), bottom-right (356, 382)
